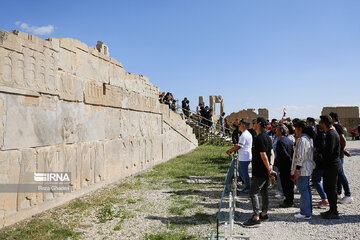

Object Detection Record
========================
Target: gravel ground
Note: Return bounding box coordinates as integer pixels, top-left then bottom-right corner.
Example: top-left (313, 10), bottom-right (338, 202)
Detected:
top-left (58, 140), bottom-right (360, 240)
top-left (3, 142), bottom-right (359, 240)
top-left (233, 140), bottom-right (360, 240)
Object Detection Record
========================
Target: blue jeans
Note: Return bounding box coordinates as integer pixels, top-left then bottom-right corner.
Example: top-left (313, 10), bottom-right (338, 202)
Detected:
top-left (312, 169), bottom-right (327, 200)
top-left (297, 176), bottom-right (312, 216)
top-left (274, 166), bottom-right (283, 195)
top-left (337, 158), bottom-right (351, 197)
top-left (238, 161), bottom-right (250, 190)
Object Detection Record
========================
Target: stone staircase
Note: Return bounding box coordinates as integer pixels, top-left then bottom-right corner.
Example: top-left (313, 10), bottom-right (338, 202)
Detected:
top-left (184, 116), bottom-right (232, 144)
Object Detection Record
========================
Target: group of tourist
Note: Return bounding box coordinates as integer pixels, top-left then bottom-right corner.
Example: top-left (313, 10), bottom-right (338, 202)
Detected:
top-left (196, 103), bottom-right (215, 129)
top-left (226, 112), bottom-right (353, 227)
top-left (159, 92), bottom-right (177, 111)
top-left (181, 97), bottom-right (190, 118)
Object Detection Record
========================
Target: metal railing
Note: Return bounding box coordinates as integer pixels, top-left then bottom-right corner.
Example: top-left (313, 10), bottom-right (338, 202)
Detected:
top-left (161, 99), bottom-right (233, 134)
top-left (210, 153), bottom-right (249, 240)
top-left (160, 100), bottom-right (233, 144)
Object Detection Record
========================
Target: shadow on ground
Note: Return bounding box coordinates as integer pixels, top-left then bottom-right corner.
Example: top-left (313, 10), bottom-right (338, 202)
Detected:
top-left (146, 212), bottom-right (216, 226)
top-left (348, 147), bottom-right (360, 157)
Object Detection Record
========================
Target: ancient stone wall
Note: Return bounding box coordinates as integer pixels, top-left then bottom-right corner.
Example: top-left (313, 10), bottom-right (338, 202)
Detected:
top-left (322, 106), bottom-right (360, 131)
top-left (226, 108), bottom-right (269, 124)
top-left (0, 30), bottom-right (197, 227)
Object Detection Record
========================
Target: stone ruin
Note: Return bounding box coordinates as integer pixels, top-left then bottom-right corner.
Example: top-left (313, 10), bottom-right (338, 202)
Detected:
top-left (199, 95), bottom-right (224, 113)
top-left (321, 106), bottom-right (360, 131)
top-left (226, 108), bottom-right (269, 124)
top-left (198, 95), bottom-right (224, 122)
top-left (0, 30), bottom-right (198, 227)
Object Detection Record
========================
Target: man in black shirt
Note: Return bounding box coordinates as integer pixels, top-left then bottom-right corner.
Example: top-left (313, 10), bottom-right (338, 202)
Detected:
top-left (329, 112), bottom-right (353, 204)
top-left (319, 115), bottom-right (342, 219)
top-left (243, 117), bottom-right (276, 227)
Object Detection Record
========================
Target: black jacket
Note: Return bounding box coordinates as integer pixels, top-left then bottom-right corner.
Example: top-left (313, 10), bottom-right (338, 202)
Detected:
top-left (276, 136), bottom-right (294, 168)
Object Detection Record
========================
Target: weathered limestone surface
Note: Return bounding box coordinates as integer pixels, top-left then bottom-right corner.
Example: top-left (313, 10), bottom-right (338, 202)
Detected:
top-left (0, 30), bottom-right (197, 228)
top-left (322, 106), bottom-right (360, 131)
top-left (226, 108), bottom-right (269, 124)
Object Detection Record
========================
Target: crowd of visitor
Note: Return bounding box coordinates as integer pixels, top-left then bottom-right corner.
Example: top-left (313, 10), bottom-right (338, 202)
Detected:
top-left (225, 110), bottom-right (353, 227)
top-left (158, 94), bottom-right (354, 227)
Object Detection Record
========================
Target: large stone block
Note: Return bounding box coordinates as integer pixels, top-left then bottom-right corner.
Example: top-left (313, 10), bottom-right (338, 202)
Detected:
top-left (36, 145), bottom-right (65, 202)
top-left (18, 148), bottom-right (37, 211)
top-left (0, 44), bottom-right (59, 96)
top-left (0, 94), bottom-right (4, 149)
top-left (0, 150), bottom-right (21, 217)
top-left (84, 81), bottom-right (105, 106)
top-left (104, 139), bottom-right (123, 182)
top-left (58, 72), bottom-right (83, 102)
top-left (63, 144), bottom-right (80, 190)
top-left (80, 105), bottom-right (105, 142)
top-left (79, 142), bottom-right (96, 188)
top-left (109, 64), bottom-right (126, 88)
top-left (104, 108), bottom-right (121, 140)
top-left (3, 94), bottom-right (58, 150)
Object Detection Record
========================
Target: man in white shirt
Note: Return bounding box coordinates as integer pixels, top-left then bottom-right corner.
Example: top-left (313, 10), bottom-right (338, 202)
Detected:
top-left (227, 119), bottom-right (253, 193)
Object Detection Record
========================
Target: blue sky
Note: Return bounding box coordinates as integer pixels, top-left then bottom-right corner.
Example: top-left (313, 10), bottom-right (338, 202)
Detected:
top-left (1, 0), bottom-right (360, 119)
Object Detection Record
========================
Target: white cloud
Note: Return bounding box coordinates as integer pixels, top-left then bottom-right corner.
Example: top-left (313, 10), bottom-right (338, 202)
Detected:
top-left (15, 21), bottom-right (55, 35)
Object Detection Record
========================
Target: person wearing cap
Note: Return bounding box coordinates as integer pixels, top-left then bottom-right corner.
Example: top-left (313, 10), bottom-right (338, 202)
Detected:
top-left (226, 119), bottom-right (253, 193)
top-left (242, 117), bottom-right (275, 227)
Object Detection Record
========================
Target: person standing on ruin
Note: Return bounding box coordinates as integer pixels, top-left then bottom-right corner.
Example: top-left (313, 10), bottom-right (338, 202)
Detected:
top-left (242, 117), bottom-right (275, 227)
top-left (182, 98), bottom-right (190, 118)
top-left (329, 112), bottom-right (353, 204)
top-left (319, 115), bottom-right (342, 219)
top-left (219, 112), bottom-right (225, 133)
top-left (226, 119), bottom-right (253, 193)
top-left (182, 97), bottom-right (188, 115)
top-left (196, 103), bottom-right (203, 125)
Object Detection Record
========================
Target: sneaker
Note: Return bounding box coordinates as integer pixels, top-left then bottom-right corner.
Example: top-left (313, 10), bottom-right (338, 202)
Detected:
top-left (279, 202), bottom-right (294, 208)
top-left (294, 213), bottom-right (311, 220)
top-left (275, 193), bottom-right (284, 199)
top-left (243, 217), bottom-right (261, 228)
top-left (339, 196), bottom-right (353, 204)
top-left (259, 213), bottom-right (269, 222)
top-left (316, 199), bottom-right (329, 208)
top-left (321, 211), bottom-right (340, 219)
top-left (337, 194), bottom-right (343, 200)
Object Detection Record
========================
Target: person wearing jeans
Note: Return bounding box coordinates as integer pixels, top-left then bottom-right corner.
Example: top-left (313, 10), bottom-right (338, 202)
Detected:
top-left (241, 117), bottom-right (276, 227)
top-left (291, 121), bottom-right (315, 220)
top-left (313, 125), bottom-right (328, 208)
top-left (330, 112), bottom-right (353, 204)
top-left (297, 176), bottom-right (312, 217)
top-left (226, 120), bottom-right (253, 193)
top-left (337, 158), bottom-right (352, 200)
top-left (238, 161), bottom-right (251, 191)
top-left (312, 169), bottom-right (328, 207)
